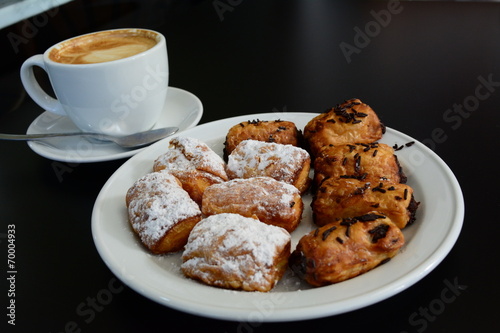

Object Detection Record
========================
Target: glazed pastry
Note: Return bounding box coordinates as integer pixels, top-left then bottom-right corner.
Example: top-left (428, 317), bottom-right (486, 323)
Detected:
top-left (202, 177), bottom-right (303, 232)
top-left (311, 177), bottom-right (419, 229)
top-left (181, 213), bottom-right (291, 292)
top-left (304, 99), bottom-right (385, 158)
top-left (126, 171), bottom-right (203, 254)
top-left (153, 136), bottom-right (228, 205)
top-left (223, 119), bottom-right (302, 159)
top-left (313, 142), bottom-right (406, 188)
top-left (226, 139), bottom-right (311, 193)
top-left (289, 213), bottom-right (404, 287)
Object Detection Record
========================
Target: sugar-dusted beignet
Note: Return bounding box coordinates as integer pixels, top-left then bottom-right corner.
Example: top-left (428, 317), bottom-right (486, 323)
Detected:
top-left (126, 171), bottom-right (203, 254)
top-left (202, 177), bottom-right (303, 232)
top-left (226, 139), bottom-right (311, 193)
top-left (153, 136), bottom-right (228, 205)
top-left (223, 119), bottom-right (302, 159)
top-left (289, 213), bottom-right (404, 287)
top-left (126, 170), bottom-right (181, 207)
top-left (312, 177), bottom-right (419, 229)
top-left (181, 213), bottom-right (291, 292)
top-left (304, 99), bottom-right (385, 158)
top-left (313, 142), bottom-right (406, 188)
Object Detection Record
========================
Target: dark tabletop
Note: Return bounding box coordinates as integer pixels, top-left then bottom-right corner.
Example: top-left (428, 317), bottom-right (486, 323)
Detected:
top-left (1, 1), bottom-right (499, 332)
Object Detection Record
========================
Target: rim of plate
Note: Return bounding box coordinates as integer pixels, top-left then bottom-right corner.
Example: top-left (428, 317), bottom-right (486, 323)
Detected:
top-left (91, 112), bottom-right (464, 322)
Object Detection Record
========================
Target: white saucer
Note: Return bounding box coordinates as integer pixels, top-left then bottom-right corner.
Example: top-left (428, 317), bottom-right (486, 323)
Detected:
top-left (26, 87), bottom-right (203, 163)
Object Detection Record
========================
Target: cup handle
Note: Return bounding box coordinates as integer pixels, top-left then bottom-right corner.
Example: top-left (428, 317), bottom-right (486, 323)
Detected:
top-left (20, 55), bottom-right (66, 116)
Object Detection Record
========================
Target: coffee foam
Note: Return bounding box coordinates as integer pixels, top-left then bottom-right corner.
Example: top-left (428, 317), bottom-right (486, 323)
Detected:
top-left (49, 30), bottom-right (158, 65)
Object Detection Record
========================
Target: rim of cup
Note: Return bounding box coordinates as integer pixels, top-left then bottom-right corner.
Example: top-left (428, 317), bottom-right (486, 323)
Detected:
top-left (43, 28), bottom-right (165, 67)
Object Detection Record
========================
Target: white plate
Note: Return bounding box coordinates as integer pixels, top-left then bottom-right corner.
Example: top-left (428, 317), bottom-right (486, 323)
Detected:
top-left (26, 87), bottom-right (203, 163)
top-left (91, 112), bottom-right (464, 322)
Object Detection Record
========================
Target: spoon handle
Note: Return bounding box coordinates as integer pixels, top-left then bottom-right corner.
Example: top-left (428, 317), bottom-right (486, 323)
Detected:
top-left (0, 132), bottom-right (103, 141)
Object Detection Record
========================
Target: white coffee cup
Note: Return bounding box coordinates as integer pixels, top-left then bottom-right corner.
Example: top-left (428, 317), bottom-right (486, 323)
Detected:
top-left (20, 28), bottom-right (169, 136)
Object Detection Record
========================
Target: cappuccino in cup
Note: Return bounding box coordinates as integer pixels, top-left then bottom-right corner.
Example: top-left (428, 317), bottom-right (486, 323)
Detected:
top-left (49, 29), bottom-right (158, 65)
top-left (20, 28), bottom-right (169, 136)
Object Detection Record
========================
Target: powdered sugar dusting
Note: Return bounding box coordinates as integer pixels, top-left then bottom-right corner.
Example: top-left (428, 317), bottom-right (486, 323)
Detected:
top-left (203, 177), bottom-right (300, 221)
top-left (126, 171), bottom-right (180, 205)
top-left (181, 213), bottom-right (291, 291)
top-left (154, 137), bottom-right (228, 179)
top-left (227, 140), bottom-right (309, 182)
top-left (127, 171), bottom-right (201, 248)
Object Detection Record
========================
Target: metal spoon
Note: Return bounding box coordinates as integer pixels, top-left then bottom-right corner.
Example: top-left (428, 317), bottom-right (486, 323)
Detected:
top-left (0, 127), bottom-right (179, 148)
